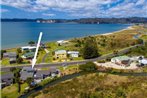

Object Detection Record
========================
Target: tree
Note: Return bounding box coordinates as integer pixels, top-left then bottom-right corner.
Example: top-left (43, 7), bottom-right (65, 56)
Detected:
top-left (10, 67), bottom-right (21, 93)
top-left (26, 77), bottom-right (34, 87)
top-left (1, 50), bottom-right (6, 59)
top-left (17, 48), bottom-right (22, 53)
top-left (82, 38), bottom-right (100, 59)
top-left (79, 62), bottom-right (97, 72)
top-left (28, 41), bottom-right (35, 46)
top-left (113, 50), bottom-right (118, 56)
top-left (17, 57), bottom-right (23, 64)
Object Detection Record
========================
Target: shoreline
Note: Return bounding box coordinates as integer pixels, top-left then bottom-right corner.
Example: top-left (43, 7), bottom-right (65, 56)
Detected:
top-left (101, 26), bottom-right (133, 36)
top-left (2, 25), bottom-right (133, 50)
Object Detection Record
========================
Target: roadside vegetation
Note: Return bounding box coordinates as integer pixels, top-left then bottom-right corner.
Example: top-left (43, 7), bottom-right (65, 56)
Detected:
top-left (127, 42), bottom-right (147, 57)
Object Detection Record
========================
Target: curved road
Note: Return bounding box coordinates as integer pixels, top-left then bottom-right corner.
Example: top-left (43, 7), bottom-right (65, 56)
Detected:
top-left (1, 44), bottom-right (143, 72)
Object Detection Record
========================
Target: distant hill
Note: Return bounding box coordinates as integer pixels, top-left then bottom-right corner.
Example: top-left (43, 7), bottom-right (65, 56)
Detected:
top-left (1, 17), bottom-right (147, 24)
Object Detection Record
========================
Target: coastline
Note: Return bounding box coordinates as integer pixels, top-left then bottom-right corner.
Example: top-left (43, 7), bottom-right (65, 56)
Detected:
top-left (101, 26), bottom-right (133, 36)
top-left (2, 25), bottom-right (133, 50)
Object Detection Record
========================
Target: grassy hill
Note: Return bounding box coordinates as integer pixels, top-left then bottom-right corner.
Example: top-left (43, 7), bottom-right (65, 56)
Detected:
top-left (29, 73), bottom-right (147, 98)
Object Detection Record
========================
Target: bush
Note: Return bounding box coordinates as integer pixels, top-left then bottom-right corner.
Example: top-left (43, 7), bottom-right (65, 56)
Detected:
top-left (98, 60), bottom-right (105, 63)
top-left (79, 62), bottom-right (97, 72)
top-left (1, 50), bottom-right (6, 59)
top-left (17, 48), bottom-right (22, 53)
top-left (28, 41), bottom-right (35, 46)
top-left (17, 57), bottom-right (23, 64)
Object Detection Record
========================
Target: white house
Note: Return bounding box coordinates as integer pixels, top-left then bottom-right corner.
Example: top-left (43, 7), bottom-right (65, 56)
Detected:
top-left (54, 50), bottom-right (67, 59)
top-left (67, 51), bottom-right (79, 57)
top-left (111, 56), bottom-right (130, 66)
top-left (21, 46), bottom-right (36, 51)
top-left (139, 59), bottom-right (147, 66)
top-left (57, 40), bottom-right (68, 45)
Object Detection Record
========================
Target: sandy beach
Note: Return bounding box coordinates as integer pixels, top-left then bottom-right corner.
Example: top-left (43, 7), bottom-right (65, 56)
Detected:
top-left (101, 26), bottom-right (134, 36)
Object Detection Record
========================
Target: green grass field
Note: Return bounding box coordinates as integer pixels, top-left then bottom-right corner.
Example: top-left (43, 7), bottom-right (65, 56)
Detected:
top-left (1, 83), bottom-right (28, 98)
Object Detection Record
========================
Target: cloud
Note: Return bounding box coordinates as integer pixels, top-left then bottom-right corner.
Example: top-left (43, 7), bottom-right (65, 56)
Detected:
top-left (42, 13), bottom-right (55, 17)
top-left (1, 0), bottom-right (147, 18)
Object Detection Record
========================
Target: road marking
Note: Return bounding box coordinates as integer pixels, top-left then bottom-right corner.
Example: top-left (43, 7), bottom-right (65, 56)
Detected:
top-left (32, 32), bottom-right (43, 69)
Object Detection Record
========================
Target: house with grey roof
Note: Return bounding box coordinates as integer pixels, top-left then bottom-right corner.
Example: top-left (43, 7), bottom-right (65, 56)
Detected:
top-left (54, 50), bottom-right (67, 59)
top-left (3, 52), bottom-right (17, 64)
top-left (1, 73), bottom-right (14, 88)
top-left (67, 51), bottom-right (79, 57)
top-left (20, 67), bottom-right (35, 81)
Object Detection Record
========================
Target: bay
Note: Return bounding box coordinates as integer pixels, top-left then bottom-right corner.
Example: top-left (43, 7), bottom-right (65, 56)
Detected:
top-left (1, 22), bottom-right (130, 49)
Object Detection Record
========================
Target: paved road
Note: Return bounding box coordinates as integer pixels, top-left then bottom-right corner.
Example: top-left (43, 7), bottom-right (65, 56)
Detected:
top-left (1, 44), bottom-right (143, 72)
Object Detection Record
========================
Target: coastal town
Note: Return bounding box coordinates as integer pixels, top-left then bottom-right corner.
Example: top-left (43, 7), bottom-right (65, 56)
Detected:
top-left (1, 23), bottom-right (147, 98)
top-left (1, 0), bottom-right (147, 97)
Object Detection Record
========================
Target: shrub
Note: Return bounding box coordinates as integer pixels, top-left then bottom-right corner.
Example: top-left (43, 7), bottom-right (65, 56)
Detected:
top-left (79, 62), bottom-right (97, 72)
top-left (98, 60), bottom-right (105, 63)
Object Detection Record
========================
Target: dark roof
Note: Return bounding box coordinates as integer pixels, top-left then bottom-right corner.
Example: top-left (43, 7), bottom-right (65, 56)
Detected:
top-left (20, 67), bottom-right (35, 80)
top-left (36, 70), bottom-right (50, 75)
top-left (1, 73), bottom-right (14, 80)
top-left (22, 67), bottom-right (34, 72)
top-left (20, 71), bottom-right (34, 80)
top-left (49, 67), bottom-right (57, 73)
top-left (8, 52), bottom-right (17, 57)
top-left (34, 70), bottom-right (51, 78)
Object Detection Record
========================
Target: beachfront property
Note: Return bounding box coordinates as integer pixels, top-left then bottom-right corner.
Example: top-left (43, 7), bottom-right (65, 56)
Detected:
top-left (111, 56), bottom-right (130, 66)
top-left (57, 40), bottom-right (68, 46)
top-left (3, 52), bottom-right (17, 64)
top-left (20, 67), bottom-right (35, 81)
top-left (54, 50), bottom-right (67, 59)
top-left (21, 52), bottom-right (35, 59)
top-left (21, 46), bottom-right (36, 52)
top-left (67, 51), bottom-right (79, 57)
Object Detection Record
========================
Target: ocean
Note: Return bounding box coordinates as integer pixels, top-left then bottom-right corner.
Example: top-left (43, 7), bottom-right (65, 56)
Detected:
top-left (1, 22), bottom-right (130, 49)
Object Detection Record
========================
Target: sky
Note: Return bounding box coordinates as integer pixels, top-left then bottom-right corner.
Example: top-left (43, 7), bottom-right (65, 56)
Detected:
top-left (1, 0), bottom-right (147, 19)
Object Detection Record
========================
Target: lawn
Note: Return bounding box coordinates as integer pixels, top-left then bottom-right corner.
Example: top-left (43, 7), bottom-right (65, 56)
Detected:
top-left (1, 83), bottom-right (28, 98)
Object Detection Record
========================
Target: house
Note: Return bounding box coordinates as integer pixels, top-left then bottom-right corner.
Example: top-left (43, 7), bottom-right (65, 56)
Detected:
top-left (111, 56), bottom-right (130, 66)
top-left (1, 73), bottom-right (14, 88)
top-left (10, 58), bottom-right (17, 64)
top-left (3, 53), bottom-right (9, 58)
top-left (9, 52), bottom-right (17, 58)
top-left (54, 50), bottom-right (67, 59)
top-left (34, 70), bottom-right (51, 80)
top-left (3, 52), bottom-right (17, 64)
top-left (49, 67), bottom-right (60, 77)
top-left (34, 67), bottom-right (60, 83)
top-left (67, 51), bottom-right (79, 57)
top-left (40, 43), bottom-right (46, 48)
top-left (57, 40), bottom-right (68, 45)
top-left (20, 67), bottom-right (35, 81)
top-left (21, 46), bottom-right (36, 52)
top-left (21, 52), bottom-right (35, 59)
top-left (139, 59), bottom-right (147, 66)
